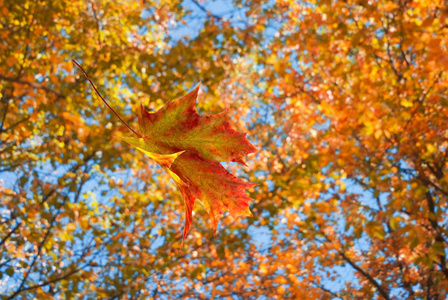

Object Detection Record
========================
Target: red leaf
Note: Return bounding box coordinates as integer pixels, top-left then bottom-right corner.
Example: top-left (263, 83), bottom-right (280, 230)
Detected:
top-left (121, 84), bottom-right (257, 243)
top-left (73, 60), bottom-right (256, 243)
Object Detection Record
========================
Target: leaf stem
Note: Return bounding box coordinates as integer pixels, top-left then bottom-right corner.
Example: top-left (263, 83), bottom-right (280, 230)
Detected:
top-left (72, 60), bottom-right (142, 138)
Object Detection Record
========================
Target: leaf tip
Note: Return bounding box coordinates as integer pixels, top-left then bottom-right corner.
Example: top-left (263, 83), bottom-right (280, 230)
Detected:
top-left (190, 82), bottom-right (201, 97)
top-left (181, 230), bottom-right (188, 246)
top-left (193, 82), bottom-right (201, 96)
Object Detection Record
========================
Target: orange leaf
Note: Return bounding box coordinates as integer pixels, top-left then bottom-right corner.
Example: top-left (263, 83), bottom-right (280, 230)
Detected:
top-left (73, 60), bottom-right (257, 244)
top-left (121, 84), bottom-right (257, 243)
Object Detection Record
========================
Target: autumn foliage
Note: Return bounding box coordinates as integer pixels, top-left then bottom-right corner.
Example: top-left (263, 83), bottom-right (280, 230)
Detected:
top-left (2, 0), bottom-right (448, 299)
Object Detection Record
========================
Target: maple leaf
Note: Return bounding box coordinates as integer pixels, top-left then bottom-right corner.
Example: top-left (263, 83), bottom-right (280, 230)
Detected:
top-left (73, 61), bottom-right (257, 243)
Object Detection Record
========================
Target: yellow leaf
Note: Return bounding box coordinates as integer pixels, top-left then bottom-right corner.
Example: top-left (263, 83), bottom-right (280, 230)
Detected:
top-left (400, 99), bottom-right (413, 108)
top-left (427, 144), bottom-right (436, 154)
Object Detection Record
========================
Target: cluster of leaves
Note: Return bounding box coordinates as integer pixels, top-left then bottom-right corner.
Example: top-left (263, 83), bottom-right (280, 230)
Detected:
top-left (1, 0), bottom-right (448, 299)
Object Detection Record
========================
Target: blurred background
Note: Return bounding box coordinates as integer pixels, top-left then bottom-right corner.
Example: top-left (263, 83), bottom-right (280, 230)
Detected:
top-left (1, 0), bottom-right (448, 298)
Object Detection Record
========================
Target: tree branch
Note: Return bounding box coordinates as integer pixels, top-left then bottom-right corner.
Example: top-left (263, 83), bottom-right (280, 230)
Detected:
top-left (0, 222), bottom-right (20, 249)
top-left (191, 0), bottom-right (223, 20)
top-left (0, 74), bottom-right (64, 98)
top-left (338, 250), bottom-right (391, 300)
top-left (7, 206), bottom-right (61, 299)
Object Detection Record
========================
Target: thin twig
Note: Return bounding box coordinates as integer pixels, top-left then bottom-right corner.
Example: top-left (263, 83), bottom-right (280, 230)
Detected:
top-left (72, 60), bottom-right (142, 138)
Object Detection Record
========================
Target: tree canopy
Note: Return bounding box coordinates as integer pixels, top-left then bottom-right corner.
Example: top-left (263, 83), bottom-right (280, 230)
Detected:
top-left (1, 0), bottom-right (448, 299)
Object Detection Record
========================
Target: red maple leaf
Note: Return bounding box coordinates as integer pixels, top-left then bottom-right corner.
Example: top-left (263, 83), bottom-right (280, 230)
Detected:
top-left (73, 61), bottom-right (257, 243)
